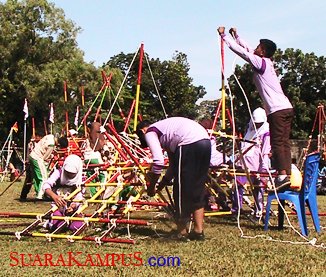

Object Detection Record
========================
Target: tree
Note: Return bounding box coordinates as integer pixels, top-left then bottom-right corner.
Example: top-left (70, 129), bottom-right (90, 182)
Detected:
top-left (0, 0), bottom-right (101, 139)
top-left (104, 50), bottom-right (207, 130)
top-left (276, 49), bottom-right (326, 138)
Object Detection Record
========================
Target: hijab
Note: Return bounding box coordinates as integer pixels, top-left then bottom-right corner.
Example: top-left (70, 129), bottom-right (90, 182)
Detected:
top-left (242, 108), bottom-right (269, 156)
top-left (243, 107), bottom-right (269, 141)
top-left (60, 154), bottom-right (83, 186)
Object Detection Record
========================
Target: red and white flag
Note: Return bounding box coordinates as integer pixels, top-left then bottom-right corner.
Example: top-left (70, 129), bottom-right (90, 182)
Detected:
top-left (74, 106), bottom-right (79, 127)
top-left (49, 103), bottom-right (54, 123)
top-left (23, 98), bottom-right (29, 120)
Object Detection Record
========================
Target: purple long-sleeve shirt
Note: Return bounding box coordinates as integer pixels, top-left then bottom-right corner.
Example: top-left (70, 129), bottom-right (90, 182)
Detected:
top-left (241, 132), bottom-right (271, 172)
top-left (144, 117), bottom-right (209, 177)
top-left (42, 168), bottom-right (84, 202)
top-left (221, 34), bottom-right (292, 115)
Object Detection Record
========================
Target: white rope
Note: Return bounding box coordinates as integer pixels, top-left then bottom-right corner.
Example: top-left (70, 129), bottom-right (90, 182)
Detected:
top-left (110, 218), bottom-right (117, 229)
top-left (67, 235), bottom-right (75, 243)
top-left (15, 231), bottom-right (21, 240)
top-left (64, 216), bottom-right (70, 225)
top-left (144, 53), bottom-right (168, 118)
top-left (103, 46), bottom-right (140, 127)
top-left (83, 217), bottom-right (89, 226)
top-left (45, 233), bottom-right (52, 242)
top-left (94, 236), bottom-right (102, 245)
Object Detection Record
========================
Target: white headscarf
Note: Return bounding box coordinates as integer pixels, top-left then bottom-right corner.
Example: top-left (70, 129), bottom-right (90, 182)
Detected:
top-left (244, 107), bottom-right (269, 141)
top-left (241, 108), bottom-right (269, 157)
top-left (60, 154), bottom-right (83, 186)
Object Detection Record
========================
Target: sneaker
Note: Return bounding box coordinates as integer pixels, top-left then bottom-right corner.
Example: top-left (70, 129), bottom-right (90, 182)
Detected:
top-left (268, 177), bottom-right (291, 192)
top-left (170, 233), bottom-right (190, 242)
top-left (36, 190), bottom-right (45, 200)
top-left (188, 231), bottom-right (205, 241)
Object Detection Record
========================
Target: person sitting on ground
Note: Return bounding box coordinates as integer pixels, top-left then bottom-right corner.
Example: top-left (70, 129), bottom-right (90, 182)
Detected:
top-left (41, 154), bottom-right (85, 232)
top-left (136, 117), bottom-right (211, 241)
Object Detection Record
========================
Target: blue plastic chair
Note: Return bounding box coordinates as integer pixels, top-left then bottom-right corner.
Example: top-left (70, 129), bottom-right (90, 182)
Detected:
top-left (264, 152), bottom-right (321, 236)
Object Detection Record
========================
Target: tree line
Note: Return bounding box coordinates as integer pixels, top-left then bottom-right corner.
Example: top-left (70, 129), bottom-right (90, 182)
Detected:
top-left (0, 0), bottom-right (325, 146)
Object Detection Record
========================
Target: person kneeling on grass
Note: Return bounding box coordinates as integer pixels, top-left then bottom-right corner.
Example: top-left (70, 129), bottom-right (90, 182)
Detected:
top-left (136, 117), bottom-right (211, 242)
top-left (41, 154), bottom-right (85, 232)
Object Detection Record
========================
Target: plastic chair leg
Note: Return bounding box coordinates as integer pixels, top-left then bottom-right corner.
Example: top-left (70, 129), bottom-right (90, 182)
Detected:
top-left (293, 197), bottom-right (308, 236)
top-left (306, 198), bottom-right (321, 233)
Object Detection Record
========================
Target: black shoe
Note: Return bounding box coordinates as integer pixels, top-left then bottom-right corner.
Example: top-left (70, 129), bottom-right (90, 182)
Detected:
top-left (188, 231), bottom-right (205, 241)
top-left (170, 233), bottom-right (190, 242)
top-left (268, 177), bottom-right (291, 192)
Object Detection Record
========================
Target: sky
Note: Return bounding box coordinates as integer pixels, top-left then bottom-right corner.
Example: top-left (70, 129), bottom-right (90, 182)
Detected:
top-left (51, 0), bottom-right (325, 102)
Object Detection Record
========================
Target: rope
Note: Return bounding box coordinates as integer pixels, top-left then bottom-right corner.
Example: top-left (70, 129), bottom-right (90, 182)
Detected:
top-left (103, 46), bottom-right (140, 127)
top-left (144, 53), bottom-right (168, 118)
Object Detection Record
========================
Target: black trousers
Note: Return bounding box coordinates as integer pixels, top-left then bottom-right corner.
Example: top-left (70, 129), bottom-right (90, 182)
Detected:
top-left (171, 139), bottom-right (211, 222)
top-left (267, 108), bottom-right (294, 175)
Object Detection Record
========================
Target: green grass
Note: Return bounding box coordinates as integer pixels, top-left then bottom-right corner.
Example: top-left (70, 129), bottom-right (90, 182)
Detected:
top-left (0, 179), bottom-right (325, 277)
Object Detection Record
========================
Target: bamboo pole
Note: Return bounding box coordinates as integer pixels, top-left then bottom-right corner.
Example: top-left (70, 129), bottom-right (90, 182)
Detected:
top-left (133, 43), bottom-right (144, 132)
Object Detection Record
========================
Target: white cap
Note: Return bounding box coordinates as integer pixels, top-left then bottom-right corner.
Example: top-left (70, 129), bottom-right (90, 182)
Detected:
top-left (69, 129), bottom-right (78, 136)
top-left (252, 107), bottom-right (267, 123)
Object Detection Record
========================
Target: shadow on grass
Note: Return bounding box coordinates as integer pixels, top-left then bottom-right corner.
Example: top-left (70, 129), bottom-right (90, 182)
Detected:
top-left (14, 198), bottom-right (52, 203)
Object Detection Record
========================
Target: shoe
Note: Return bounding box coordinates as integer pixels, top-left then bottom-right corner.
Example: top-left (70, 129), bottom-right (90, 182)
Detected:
top-left (188, 231), bottom-right (205, 241)
top-left (36, 190), bottom-right (45, 200)
top-left (268, 177), bottom-right (291, 192)
top-left (169, 233), bottom-right (190, 242)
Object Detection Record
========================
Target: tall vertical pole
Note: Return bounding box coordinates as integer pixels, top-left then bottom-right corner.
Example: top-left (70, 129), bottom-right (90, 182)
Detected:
top-left (23, 98), bottom-right (28, 173)
top-left (32, 117), bottom-right (36, 139)
top-left (81, 80), bottom-right (87, 137)
top-left (133, 43), bottom-right (144, 132)
top-left (64, 81), bottom-right (69, 135)
top-left (23, 120), bottom-right (27, 172)
top-left (221, 37), bottom-right (226, 130)
top-left (220, 37), bottom-right (227, 163)
top-left (43, 119), bottom-right (48, 135)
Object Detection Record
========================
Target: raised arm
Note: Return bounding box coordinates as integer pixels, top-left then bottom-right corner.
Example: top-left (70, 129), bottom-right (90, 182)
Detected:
top-left (218, 26), bottom-right (264, 72)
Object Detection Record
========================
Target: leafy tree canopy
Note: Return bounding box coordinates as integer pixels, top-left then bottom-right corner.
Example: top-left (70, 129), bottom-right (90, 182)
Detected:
top-left (0, 0), bottom-right (325, 145)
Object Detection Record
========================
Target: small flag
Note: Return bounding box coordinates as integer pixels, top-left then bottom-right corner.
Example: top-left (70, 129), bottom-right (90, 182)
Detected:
top-left (23, 98), bottom-right (29, 120)
top-left (74, 106), bottom-right (79, 127)
top-left (12, 122), bottom-right (18, 133)
top-left (49, 103), bottom-right (54, 123)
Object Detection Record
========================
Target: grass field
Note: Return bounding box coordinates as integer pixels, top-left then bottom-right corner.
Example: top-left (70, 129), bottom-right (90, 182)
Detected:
top-left (0, 178), bottom-right (325, 277)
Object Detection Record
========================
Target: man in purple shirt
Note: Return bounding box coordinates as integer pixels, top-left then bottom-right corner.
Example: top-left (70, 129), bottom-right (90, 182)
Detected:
top-left (136, 117), bottom-right (211, 241)
top-left (218, 26), bottom-right (294, 192)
